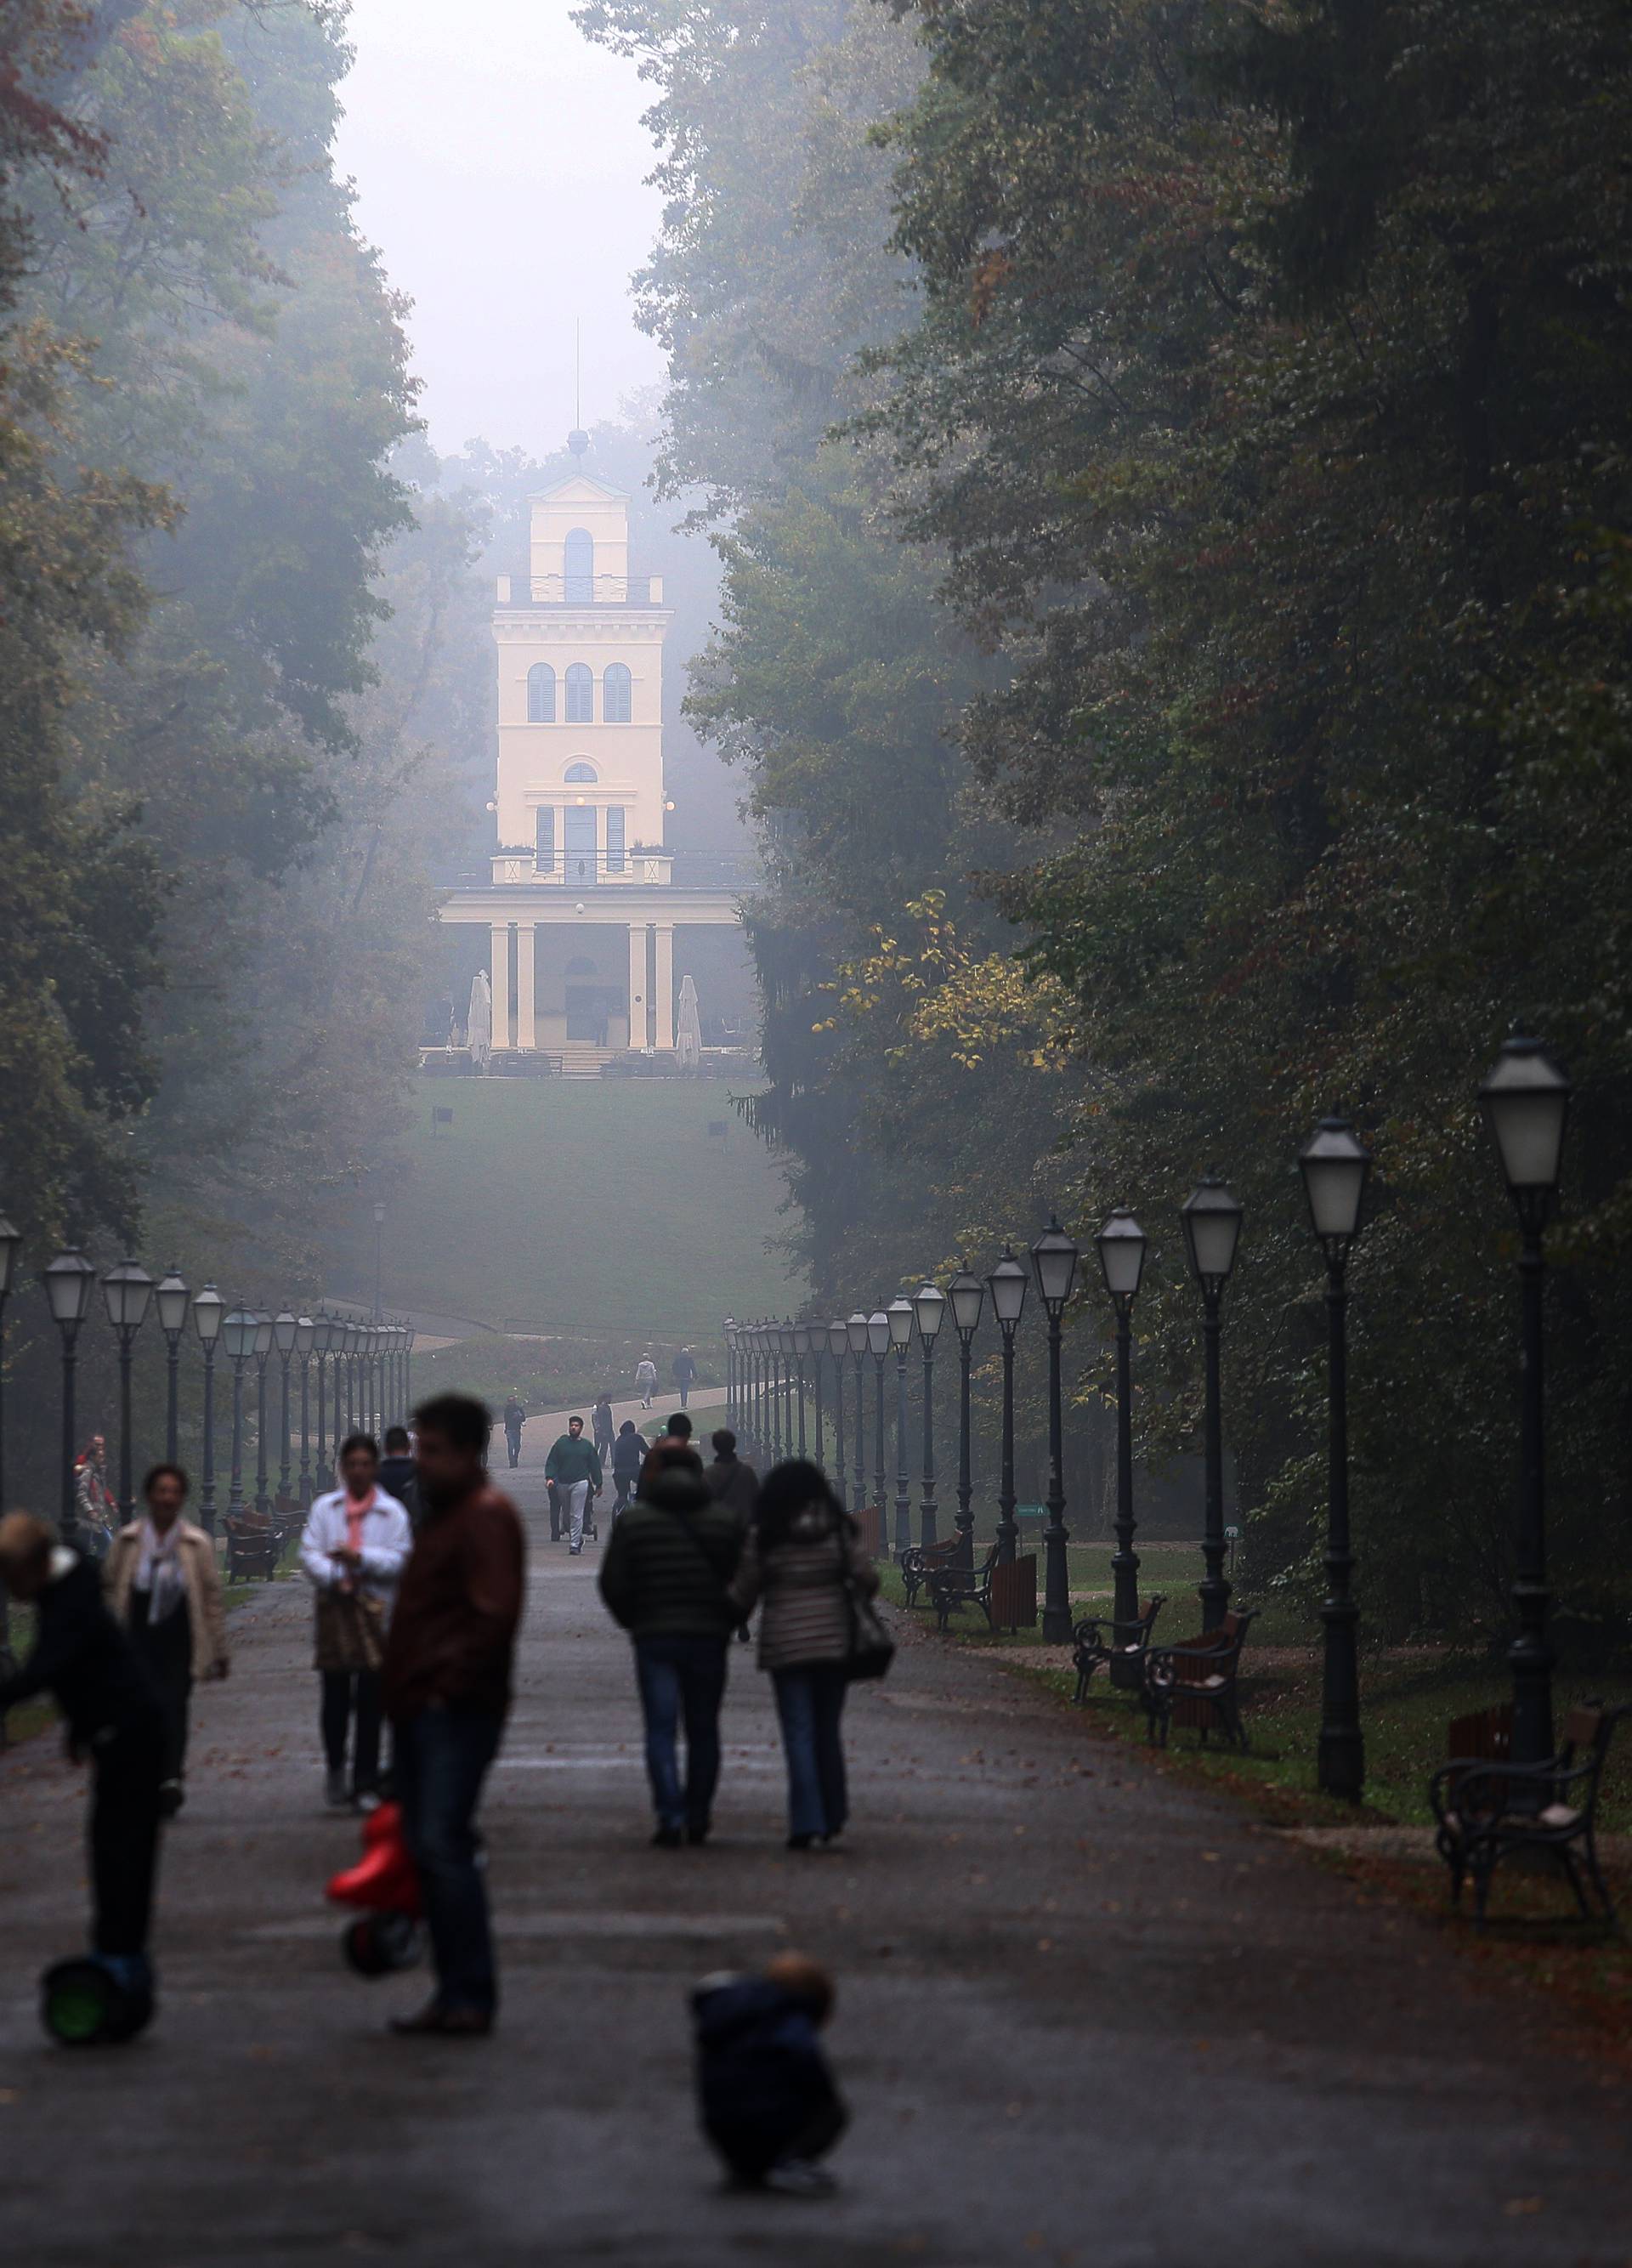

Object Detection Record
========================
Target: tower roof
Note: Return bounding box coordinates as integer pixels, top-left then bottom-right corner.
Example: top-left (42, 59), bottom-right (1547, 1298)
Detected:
top-left (527, 472), bottom-right (628, 505)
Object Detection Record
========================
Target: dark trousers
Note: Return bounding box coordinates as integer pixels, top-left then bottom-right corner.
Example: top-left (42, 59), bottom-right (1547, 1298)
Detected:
top-left (320, 1668), bottom-right (382, 1790)
top-left (772, 1664), bottom-right (849, 1841)
top-left (504, 1426), bottom-right (522, 1469)
top-left (711, 2096), bottom-right (848, 2185)
top-left (634, 1635), bottom-right (728, 1833)
top-left (132, 1595), bottom-right (191, 1784)
top-left (90, 1715), bottom-right (165, 1957)
top-left (394, 1704), bottom-right (503, 2016)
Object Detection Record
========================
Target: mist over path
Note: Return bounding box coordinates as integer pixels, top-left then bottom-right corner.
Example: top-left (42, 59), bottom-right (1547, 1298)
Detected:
top-left (0, 1476), bottom-right (1626, 2264)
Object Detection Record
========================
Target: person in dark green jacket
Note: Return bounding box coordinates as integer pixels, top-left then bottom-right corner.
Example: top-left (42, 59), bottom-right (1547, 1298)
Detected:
top-left (545, 1417), bottom-right (604, 1554)
top-left (598, 1444), bottom-right (745, 1846)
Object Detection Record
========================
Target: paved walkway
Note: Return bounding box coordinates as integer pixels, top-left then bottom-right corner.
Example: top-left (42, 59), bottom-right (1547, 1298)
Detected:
top-left (1, 1467), bottom-right (1628, 2265)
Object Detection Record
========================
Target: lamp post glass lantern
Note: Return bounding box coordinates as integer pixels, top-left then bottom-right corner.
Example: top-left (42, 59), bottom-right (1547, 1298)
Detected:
top-left (1182, 1175), bottom-right (1244, 1630)
top-left (949, 1268), bottom-right (983, 1565)
top-left (1032, 1217), bottom-right (1080, 1642)
top-left (1096, 1209), bottom-right (1147, 1681)
top-left (193, 1284), bottom-right (224, 1530)
top-left (1480, 1035), bottom-right (1572, 1769)
top-left (1298, 1117), bottom-right (1372, 1800)
top-left (986, 1250), bottom-right (1028, 1563)
top-left (913, 1282), bottom-right (945, 1549)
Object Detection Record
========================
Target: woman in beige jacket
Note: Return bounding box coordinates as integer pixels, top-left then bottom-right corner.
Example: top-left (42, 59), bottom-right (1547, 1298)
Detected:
top-left (729, 1460), bottom-right (878, 1850)
top-left (107, 1463), bottom-right (229, 1817)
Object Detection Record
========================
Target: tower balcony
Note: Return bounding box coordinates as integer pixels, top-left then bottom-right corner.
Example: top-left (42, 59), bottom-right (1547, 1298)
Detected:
top-left (490, 848), bottom-right (673, 887)
top-left (496, 573), bottom-right (664, 607)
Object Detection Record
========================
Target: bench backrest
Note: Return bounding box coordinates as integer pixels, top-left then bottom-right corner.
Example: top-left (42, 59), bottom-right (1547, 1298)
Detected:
top-left (1448, 1704), bottom-right (1513, 1761)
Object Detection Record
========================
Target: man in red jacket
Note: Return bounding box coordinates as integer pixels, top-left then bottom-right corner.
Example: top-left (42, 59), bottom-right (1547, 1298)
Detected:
top-left (382, 1394), bottom-right (525, 2038)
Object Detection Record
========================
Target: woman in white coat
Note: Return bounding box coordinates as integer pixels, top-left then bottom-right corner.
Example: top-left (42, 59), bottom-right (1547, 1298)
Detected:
top-left (300, 1432), bottom-right (411, 1810)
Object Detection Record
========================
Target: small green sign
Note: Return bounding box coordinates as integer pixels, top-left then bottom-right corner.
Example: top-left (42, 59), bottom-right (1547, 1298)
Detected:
top-left (1225, 1524), bottom-right (1240, 1541)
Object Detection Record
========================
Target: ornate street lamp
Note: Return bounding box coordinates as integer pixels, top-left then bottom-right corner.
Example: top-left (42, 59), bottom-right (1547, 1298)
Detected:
top-left (1096, 1209), bottom-right (1147, 1684)
top-left (913, 1281), bottom-right (945, 1549)
top-left (780, 1320), bottom-right (797, 1457)
top-left (102, 1258), bottom-right (155, 1522)
top-left (847, 1313), bottom-right (869, 1517)
top-left (792, 1320), bottom-right (812, 1458)
top-left (274, 1311), bottom-right (298, 1503)
top-left (1181, 1175), bottom-right (1244, 1630)
top-left (252, 1312), bottom-right (274, 1512)
top-left (826, 1319), bottom-right (848, 1493)
top-left (1032, 1217), bottom-right (1080, 1643)
top-left (295, 1314), bottom-right (315, 1503)
top-left (405, 1322), bottom-right (416, 1416)
top-left (867, 1309), bottom-right (890, 1538)
top-left (1299, 1116), bottom-right (1372, 1800)
top-left (0, 1213), bottom-right (23, 1522)
top-left (222, 1303), bottom-right (258, 1516)
top-left (986, 1250), bottom-right (1028, 1564)
top-left (949, 1268), bottom-right (984, 1566)
top-left (192, 1284), bottom-right (224, 1531)
top-left (43, 1246), bottom-right (97, 1541)
top-left (1480, 1035), bottom-right (1572, 1770)
top-left (723, 1318), bottom-right (737, 1431)
top-left (887, 1298), bottom-right (915, 1553)
top-left (312, 1312), bottom-right (334, 1488)
top-left (154, 1266), bottom-right (190, 1467)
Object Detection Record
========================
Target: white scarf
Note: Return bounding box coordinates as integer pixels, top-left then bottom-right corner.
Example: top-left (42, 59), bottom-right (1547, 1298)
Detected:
top-left (135, 1517), bottom-right (187, 1623)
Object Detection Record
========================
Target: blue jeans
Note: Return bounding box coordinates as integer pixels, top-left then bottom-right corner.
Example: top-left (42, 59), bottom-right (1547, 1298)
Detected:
top-left (634, 1636), bottom-right (728, 1833)
top-left (395, 1704), bottom-right (503, 2016)
top-left (772, 1664), bottom-right (849, 1841)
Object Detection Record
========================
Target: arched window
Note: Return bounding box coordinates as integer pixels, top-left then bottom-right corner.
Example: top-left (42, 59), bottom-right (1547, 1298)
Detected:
top-left (526, 661), bottom-right (555, 723)
top-left (564, 760), bottom-right (598, 783)
top-left (564, 528), bottom-right (593, 603)
top-left (604, 662), bottom-right (632, 723)
top-left (565, 662), bottom-right (593, 723)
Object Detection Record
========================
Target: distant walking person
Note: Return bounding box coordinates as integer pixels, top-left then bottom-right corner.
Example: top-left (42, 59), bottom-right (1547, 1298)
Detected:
top-left (377, 1425), bottom-right (422, 1529)
top-left (383, 1393), bottom-right (525, 2038)
top-left (598, 1443), bottom-right (743, 1846)
top-left (729, 1460), bottom-right (878, 1851)
top-left (107, 1464), bottom-right (230, 1817)
top-left (502, 1393), bottom-right (526, 1470)
top-left (635, 1353), bottom-right (658, 1409)
top-left (72, 1434), bottom-right (116, 1560)
top-left (706, 1429), bottom-right (759, 1530)
top-left (672, 1347), bottom-right (698, 1409)
top-left (300, 1434), bottom-right (412, 1810)
top-left (0, 1512), bottom-right (166, 2003)
top-left (546, 1416), bottom-right (604, 1553)
top-left (592, 1391), bottom-right (617, 1463)
top-left (612, 1418), bottom-right (644, 1517)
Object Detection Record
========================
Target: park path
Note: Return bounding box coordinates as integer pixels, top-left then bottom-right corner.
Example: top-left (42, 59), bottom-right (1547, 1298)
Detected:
top-left (0, 1466), bottom-right (1628, 2267)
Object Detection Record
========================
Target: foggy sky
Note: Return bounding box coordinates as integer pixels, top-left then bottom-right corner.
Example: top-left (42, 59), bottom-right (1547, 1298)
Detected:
top-left (333, 1), bottom-right (666, 459)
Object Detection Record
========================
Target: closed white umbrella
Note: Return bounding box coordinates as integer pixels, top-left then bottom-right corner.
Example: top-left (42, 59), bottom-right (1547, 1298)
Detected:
top-left (676, 972), bottom-right (703, 1069)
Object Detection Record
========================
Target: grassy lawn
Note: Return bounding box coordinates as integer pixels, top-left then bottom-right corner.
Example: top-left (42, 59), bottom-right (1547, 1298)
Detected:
top-left (326, 1079), bottom-right (802, 1337)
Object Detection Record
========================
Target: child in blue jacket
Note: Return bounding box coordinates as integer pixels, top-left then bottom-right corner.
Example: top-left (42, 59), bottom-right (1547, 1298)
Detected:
top-left (691, 1953), bottom-right (847, 2194)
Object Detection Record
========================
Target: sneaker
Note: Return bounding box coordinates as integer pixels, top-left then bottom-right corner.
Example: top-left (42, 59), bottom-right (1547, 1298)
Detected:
top-left (353, 1786), bottom-right (383, 1814)
top-left (158, 1778), bottom-right (184, 1821)
top-left (651, 1825), bottom-right (683, 1849)
top-left (764, 2158), bottom-right (837, 2198)
top-left (325, 1767), bottom-right (349, 1809)
top-left (786, 1833), bottom-right (815, 1851)
top-left (685, 1823), bottom-right (710, 1846)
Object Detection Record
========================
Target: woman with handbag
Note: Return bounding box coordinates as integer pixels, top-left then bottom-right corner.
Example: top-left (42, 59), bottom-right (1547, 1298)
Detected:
top-left (299, 1432), bottom-right (412, 1811)
top-left (729, 1459), bottom-right (885, 1851)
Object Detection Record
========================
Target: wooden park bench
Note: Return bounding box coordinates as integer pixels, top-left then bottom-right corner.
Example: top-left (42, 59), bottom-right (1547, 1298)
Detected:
top-left (929, 1542), bottom-right (1000, 1634)
top-left (1141, 1609), bottom-right (1257, 1751)
top-left (900, 1536), bottom-right (960, 1609)
top-left (1429, 1701), bottom-right (1629, 1926)
top-left (224, 1511), bottom-right (281, 1584)
top-left (1071, 1595), bottom-right (1168, 1704)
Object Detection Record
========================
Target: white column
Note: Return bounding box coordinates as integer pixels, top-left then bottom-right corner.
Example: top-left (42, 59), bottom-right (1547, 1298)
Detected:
top-left (490, 925), bottom-right (511, 1053)
top-left (627, 921), bottom-right (649, 1050)
top-left (654, 921), bottom-right (675, 1051)
top-left (516, 922), bottom-right (536, 1050)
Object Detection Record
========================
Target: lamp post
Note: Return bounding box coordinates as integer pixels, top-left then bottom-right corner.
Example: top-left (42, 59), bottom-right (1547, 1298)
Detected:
top-left (1182, 1176), bottom-right (1244, 1630)
top-left (223, 1304), bottom-right (257, 1515)
top-left (792, 1321), bottom-right (811, 1457)
top-left (274, 1311), bottom-right (297, 1503)
top-left (0, 1217), bottom-right (18, 1556)
top-left (1032, 1218), bottom-right (1080, 1643)
top-left (252, 1312), bottom-right (273, 1512)
top-left (949, 1269), bottom-right (983, 1566)
top-left (912, 1281), bottom-right (945, 1549)
top-left (191, 1283), bottom-right (224, 1532)
top-left (154, 1267), bottom-right (190, 1466)
top-left (372, 1200), bottom-right (386, 1323)
top-left (312, 1312), bottom-right (333, 1488)
top-left (295, 1314), bottom-right (315, 1502)
top-left (102, 1258), bottom-right (155, 1522)
top-left (867, 1309), bottom-right (890, 1538)
top-left (1096, 1209), bottom-right (1148, 1685)
top-left (827, 1320), bottom-right (848, 1491)
top-left (1299, 1117), bottom-right (1372, 1801)
top-left (780, 1321), bottom-right (797, 1456)
top-left (762, 1325), bottom-right (779, 1461)
top-left (887, 1297), bottom-right (915, 1553)
top-left (847, 1313), bottom-right (869, 1516)
top-left (986, 1250), bottom-right (1028, 1563)
top-left (1480, 1035), bottom-right (1572, 1771)
top-left (43, 1246), bottom-right (97, 1541)
top-left (405, 1323), bottom-right (416, 1417)
top-left (723, 1319), bottom-right (736, 1431)
top-left (802, 1322), bottom-right (822, 1461)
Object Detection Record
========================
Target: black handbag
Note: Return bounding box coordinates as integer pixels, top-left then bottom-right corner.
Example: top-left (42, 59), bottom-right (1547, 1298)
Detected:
top-left (843, 1568), bottom-right (896, 1682)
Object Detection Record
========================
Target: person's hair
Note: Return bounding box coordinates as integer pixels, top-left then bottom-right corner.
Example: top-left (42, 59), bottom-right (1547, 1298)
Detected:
top-left (752, 1459), bottom-right (843, 1552)
top-left (569, 1413), bottom-right (583, 1428)
top-left (763, 1951), bottom-right (835, 2026)
top-left (141, 1462), bottom-right (189, 1500)
top-left (383, 1426), bottom-right (411, 1454)
top-left (639, 1441), bottom-right (703, 1493)
top-left (666, 1411), bottom-right (693, 1440)
top-left (338, 1432), bottom-right (380, 1464)
top-left (0, 1511), bottom-right (54, 1581)
top-left (618, 1418), bottom-right (638, 1436)
top-left (412, 1393), bottom-right (490, 1453)
top-left (711, 1428), bottom-right (736, 1457)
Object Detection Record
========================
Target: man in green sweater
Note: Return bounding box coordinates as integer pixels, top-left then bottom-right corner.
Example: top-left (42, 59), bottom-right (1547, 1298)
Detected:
top-left (544, 1416), bottom-right (603, 1555)
top-left (598, 1443), bottom-right (745, 1846)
